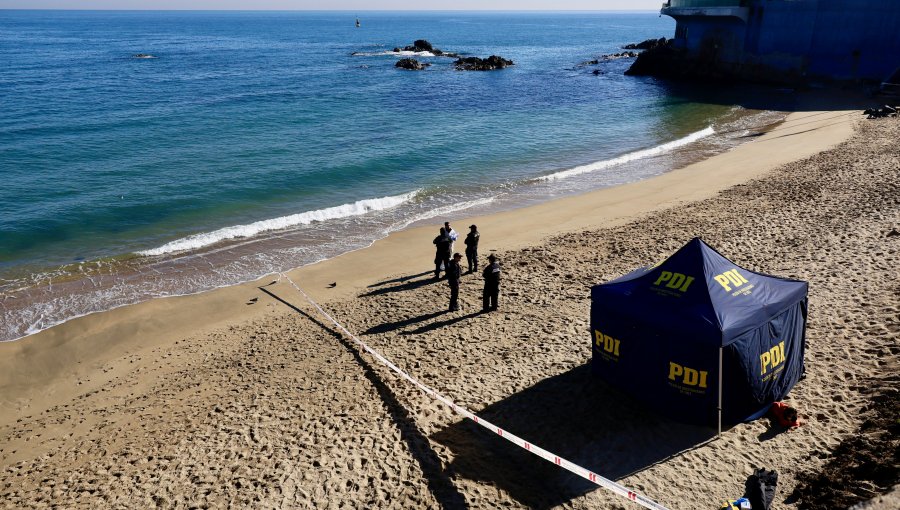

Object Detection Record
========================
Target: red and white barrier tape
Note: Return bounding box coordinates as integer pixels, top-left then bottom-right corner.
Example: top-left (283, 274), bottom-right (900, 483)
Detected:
top-left (279, 273), bottom-right (670, 510)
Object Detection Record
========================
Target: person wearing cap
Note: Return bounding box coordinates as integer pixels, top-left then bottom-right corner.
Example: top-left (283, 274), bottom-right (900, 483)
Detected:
top-left (464, 224), bottom-right (480, 274)
top-left (447, 252), bottom-right (463, 311)
top-left (482, 254), bottom-right (501, 311)
top-left (433, 227), bottom-right (452, 279)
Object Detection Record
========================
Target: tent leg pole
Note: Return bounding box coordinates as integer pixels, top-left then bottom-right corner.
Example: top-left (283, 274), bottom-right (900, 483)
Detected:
top-left (718, 347), bottom-right (723, 437)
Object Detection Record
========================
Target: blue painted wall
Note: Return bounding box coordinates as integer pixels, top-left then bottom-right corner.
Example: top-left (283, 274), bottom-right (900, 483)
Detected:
top-left (666, 0), bottom-right (900, 82)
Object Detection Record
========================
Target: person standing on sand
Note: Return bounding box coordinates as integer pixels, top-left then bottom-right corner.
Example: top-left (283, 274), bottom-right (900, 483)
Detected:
top-left (447, 253), bottom-right (463, 311)
top-left (464, 224), bottom-right (479, 274)
top-left (433, 227), bottom-right (452, 279)
top-left (444, 221), bottom-right (458, 251)
top-left (482, 254), bottom-right (500, 311)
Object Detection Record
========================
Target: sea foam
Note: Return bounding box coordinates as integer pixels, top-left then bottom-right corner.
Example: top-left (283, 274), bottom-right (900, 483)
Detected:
top-left (352, 50), bottom-right (437, 57)
top-left (392, 196), bottom-right (497, 231)
top-left (538, 126), bottom-right (716, 181)
top-left (137, 191), bottom-right (420, 256)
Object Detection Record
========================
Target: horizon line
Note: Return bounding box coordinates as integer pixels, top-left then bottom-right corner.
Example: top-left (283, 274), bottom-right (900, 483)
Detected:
top-left (0, 8), bottom-right (662, 12)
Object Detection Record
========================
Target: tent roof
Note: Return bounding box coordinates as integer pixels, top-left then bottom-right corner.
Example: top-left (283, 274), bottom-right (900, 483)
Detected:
top-left (592, 238), bottom-right (808, 345)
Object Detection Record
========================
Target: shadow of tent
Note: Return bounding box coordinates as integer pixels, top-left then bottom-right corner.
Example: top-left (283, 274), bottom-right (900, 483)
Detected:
top-left (431, 363), bottom-right (713, 509)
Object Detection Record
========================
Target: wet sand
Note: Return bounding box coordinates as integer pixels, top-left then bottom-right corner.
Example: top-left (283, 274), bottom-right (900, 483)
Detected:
top-left (2, 110), bottom-right (898, 509)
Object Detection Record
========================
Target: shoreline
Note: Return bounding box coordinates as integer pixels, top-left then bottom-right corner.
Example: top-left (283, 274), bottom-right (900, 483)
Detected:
top-left (0, 106), bottom-right (777, 345)
top-left (0, 109), bottom-right (854, 426)
top-left (4, 109), bottom-right (897, 509)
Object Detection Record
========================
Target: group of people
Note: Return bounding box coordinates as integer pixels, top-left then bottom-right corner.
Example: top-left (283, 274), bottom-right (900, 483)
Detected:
top-left (432, 221), bottom-right (500, 312)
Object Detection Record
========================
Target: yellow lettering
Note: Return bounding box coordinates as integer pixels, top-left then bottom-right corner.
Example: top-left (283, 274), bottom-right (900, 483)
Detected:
top-left (594, 330), bottom-right (623, 359)
top-left (666, 273), bottom-right (685, 289)
top-left (760, 352), bottom-right (771, 374)
top-left (714, 274), bottom-right (731, 291)
top-left (654, 271), bottom-right (673, 286)
top-left (668, 362), bottom-right (683, 381)
top-left (683, 367), bottom-right (699, 386)
top-left (603, 334), bottom-right (615, 353)
top-left (698, 371), bottom-right (708, 389)
top-left (680, 276), bottom-right (695, 292)
top-left (725, 270), bottom-right (744, 287)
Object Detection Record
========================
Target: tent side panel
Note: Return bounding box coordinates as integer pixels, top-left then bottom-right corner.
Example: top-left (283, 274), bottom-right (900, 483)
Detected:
top-left (591, 300), bottom-right (720, 425)
top-left (723, 299), bottom-right (807, 423)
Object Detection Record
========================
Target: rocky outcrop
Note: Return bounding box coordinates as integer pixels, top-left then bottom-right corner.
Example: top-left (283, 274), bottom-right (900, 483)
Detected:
top-left (392, 40), bottom-right (457, 57)
top-left (623, 38), bottom-right (669, 50)
top-left (578, 51), bottom-right (638, 68)
top-left (395, 58), bottom-right (430, 70)
top-left (454, 55), bottom-right (514, 71)
top-left (623, 37), bottom-right (808, 84)
top-left (603, 51), bottom-right (639, 61)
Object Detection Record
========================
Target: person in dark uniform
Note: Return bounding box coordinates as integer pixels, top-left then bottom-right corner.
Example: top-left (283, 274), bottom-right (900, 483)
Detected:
top-left (447, 252), bottom-right (463, 311)
top-left (464, 224), bottom-right (479, 274)
top-left (433, 227), bottom-right (451, 279)
top-left (482, 254), bottom-right (500, 311)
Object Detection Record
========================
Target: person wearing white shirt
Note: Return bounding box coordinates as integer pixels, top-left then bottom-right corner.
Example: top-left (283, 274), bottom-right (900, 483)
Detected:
top-left (444, 221), bottom-right (458, 252)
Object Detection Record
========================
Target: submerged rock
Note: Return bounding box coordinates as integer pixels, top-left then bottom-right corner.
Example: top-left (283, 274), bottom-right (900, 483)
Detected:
top-left (603, 51), bottom-right (639, 61)
top-left (454, 55), bottom-right (514, 71)
top-left (395, 58), bottom-right (430, 70)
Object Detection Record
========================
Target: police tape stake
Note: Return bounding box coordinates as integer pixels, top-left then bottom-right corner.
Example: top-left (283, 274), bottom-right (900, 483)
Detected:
top-left (279, 273), bottom-right (670, 510)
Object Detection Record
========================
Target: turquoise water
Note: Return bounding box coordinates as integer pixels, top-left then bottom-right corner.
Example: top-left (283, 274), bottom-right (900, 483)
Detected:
top-left (0, 11), bottom-right (781, 341)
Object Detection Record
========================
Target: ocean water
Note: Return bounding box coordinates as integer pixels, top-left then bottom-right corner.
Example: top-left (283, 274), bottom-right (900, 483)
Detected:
top-left (0, 10), bottom-right (783, 341)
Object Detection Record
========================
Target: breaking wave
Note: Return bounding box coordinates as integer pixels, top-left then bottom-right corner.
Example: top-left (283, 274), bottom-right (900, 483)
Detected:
top-left (352, 50), bottom-right (437, 57)
top-left (137, 190), bottom-right (420, 256)
top-left (537, 126), bottom-right (716, 181)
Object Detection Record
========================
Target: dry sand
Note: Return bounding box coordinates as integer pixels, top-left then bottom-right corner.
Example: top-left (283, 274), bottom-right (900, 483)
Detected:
top-left (1, 111), bottom-right (897, 509)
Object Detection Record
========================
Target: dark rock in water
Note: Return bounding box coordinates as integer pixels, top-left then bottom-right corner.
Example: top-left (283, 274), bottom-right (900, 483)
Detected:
top-left (400, 40), bottom-right (434, 53)
top-left (395, 58), bottom-right (430, 70)
top-left (625, 39), bottom-right (720, 80)
top-left (132, 53), bottom-right (156, 59)
top-left (576, 51), bottom-right (638, 69)
top-left (454, 55), bottom-right (514, 71)
top-left (394, 40), bottom-right (457, 57)
top-left (412, 39), bottom-right (433, 52)
top-left (623, 38), bottom-right (669, 50)
top-left (602, 51), bottom-right (639, 61)
top-left (624, 38), bottom-right (786, 83)
top-left (592, 69), bottom-right (602, 75)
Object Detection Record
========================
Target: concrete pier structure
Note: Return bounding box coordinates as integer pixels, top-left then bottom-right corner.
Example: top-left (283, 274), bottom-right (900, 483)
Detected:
top-left (659, 0), bottom-right (900, 83)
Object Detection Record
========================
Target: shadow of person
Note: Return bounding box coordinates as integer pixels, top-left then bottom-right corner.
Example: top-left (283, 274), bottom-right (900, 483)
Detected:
top-left (757, 416), bottom-right (791, 442)
top-left (402, 311), bottom-right (483, 336)
top-left (431, 363), bottom-right (714, 509)
top-left (366, 270), bottom-right (434, 289)
top-left (363, 310), bottom-right (446, 335)
top-left (360, 274), bottom-right (439, 297)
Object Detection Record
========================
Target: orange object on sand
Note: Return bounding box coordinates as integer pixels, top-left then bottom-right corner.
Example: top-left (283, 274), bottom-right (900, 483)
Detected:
top-left (771, 401), bottom-right (801, 428)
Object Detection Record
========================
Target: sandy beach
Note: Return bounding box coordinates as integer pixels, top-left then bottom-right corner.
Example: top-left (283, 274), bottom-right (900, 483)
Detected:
top-left (1, 110), bottom-right (897, 509)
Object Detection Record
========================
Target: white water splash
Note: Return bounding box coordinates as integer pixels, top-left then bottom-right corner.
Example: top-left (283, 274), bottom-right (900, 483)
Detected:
top-left (538, 126), bottom-right (716, 181)
top-left (137, 190), bottom-right (421, 256)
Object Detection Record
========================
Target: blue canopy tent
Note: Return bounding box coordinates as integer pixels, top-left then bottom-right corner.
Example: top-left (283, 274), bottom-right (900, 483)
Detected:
top-left (591, 238), bottom-right (807, 433)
